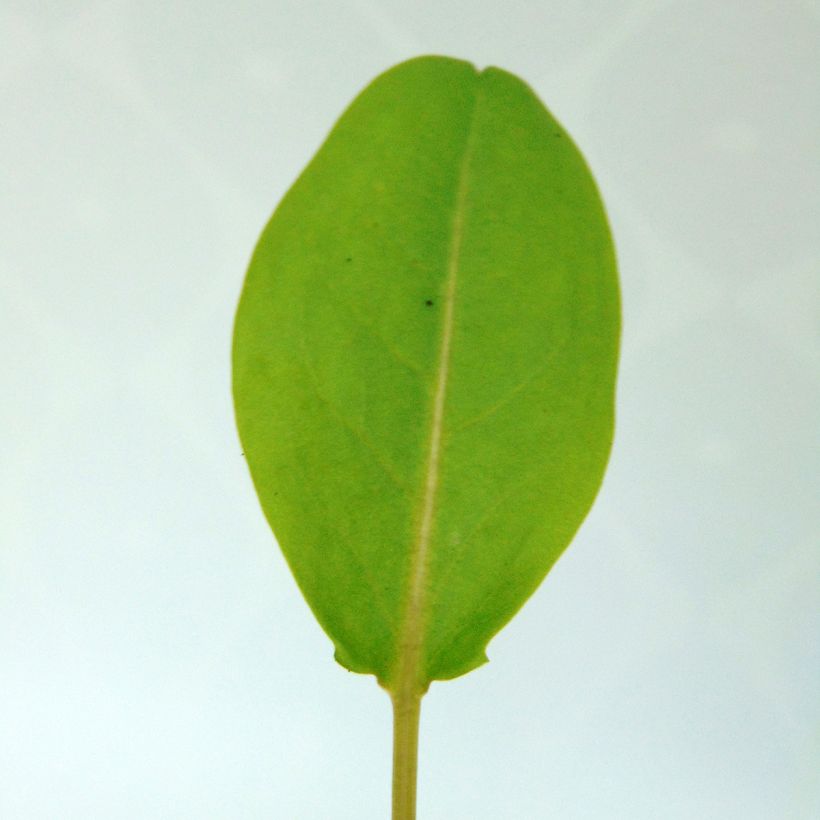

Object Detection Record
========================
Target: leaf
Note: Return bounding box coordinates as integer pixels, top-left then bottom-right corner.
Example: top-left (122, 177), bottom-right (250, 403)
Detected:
top-left (232, 56), bottom-right (619, 695)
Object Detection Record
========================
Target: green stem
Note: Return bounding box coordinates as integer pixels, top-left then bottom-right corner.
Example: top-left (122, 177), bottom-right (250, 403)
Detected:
top-left (391, 689), bottom-right (422, 820)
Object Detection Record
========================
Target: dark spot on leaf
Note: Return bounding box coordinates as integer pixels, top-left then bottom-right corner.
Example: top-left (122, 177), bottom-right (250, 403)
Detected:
top-left (345, 257), bottom-right (352, 262)
top-left (425, 299), bottom-right (434, 307)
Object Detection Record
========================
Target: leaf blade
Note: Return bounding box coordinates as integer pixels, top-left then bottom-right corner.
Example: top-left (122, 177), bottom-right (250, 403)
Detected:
top-left (232, 56), bottom-right (619, 690)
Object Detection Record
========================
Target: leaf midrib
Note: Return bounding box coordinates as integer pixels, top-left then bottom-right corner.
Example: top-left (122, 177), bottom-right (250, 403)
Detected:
top-left (390, 76), bottom-right (483, 696)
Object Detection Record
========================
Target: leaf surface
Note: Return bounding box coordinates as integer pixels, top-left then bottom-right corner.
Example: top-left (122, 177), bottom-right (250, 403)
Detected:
top-left (233, 56), bottom-right (619, 692)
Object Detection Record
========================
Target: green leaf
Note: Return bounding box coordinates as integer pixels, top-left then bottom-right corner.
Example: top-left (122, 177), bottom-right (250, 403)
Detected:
top-left (232, 56), bottom-right (619, 695)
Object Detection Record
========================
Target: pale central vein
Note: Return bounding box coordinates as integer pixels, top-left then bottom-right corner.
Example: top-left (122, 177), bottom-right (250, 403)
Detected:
top-left (393, 83), bottom-right (482, 696)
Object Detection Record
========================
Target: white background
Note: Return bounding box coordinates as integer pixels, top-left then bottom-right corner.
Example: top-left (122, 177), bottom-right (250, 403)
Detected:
top-left (2, 1), bottom-right (818, 818)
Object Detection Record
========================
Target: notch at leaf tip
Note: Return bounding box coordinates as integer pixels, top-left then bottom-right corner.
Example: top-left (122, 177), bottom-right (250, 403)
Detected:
top-left (391, 53), bottom-right (480, 77)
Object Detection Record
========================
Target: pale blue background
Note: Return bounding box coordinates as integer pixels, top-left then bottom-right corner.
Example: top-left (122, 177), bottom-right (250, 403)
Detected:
top-left (1, 1), bottom-right (818, 818)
